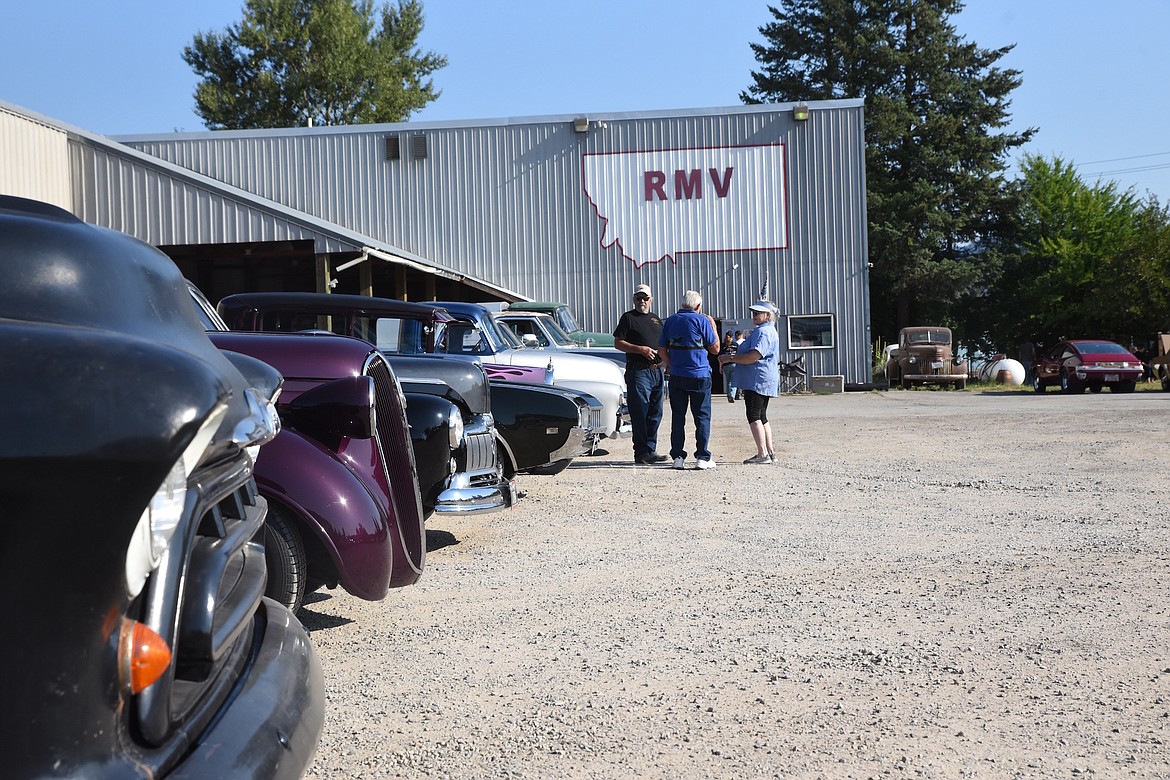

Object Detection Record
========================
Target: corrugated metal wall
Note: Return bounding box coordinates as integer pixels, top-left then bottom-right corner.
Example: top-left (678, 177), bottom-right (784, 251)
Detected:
top-left (67, 140), bottom-right (356, 251)
top-left (0, 106), bottom-right (71, 209)
top-left (121, 102), bottom-right (870, 382)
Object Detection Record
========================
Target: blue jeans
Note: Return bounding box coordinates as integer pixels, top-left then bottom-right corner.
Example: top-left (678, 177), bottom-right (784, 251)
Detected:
top-left (626, 367), bottom-right (665, 458)
top-left (667, 374), bottom-right (712, 461)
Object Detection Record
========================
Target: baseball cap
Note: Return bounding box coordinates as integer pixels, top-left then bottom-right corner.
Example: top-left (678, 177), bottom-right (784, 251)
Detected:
top-left (749, 300), bottom-right (774, 313)
top-left (633, 284), bottom-right (652, 298)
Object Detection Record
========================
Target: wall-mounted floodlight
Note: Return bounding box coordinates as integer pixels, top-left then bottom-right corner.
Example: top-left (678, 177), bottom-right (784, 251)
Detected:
top-left (572, 117), bottom-right (590, 133)
top-left (793, 102), bottom-right (810, 121)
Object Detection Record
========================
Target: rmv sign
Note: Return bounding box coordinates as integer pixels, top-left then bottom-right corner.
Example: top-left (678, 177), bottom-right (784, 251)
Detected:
top-left (582, 144), bottom-right (788, 268)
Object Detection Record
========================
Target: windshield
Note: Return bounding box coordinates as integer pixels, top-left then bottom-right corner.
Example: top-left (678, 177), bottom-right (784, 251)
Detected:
top-left (187, 285), bottom-right (229, 332)
top-left (538, 317), bottom-right (577, 346)
top-left (905, 329), bottom-right (950, 345)
top-left (554, 307), bottom-right (580, 334)
top-left (494, 317), bottom-right (526, 349)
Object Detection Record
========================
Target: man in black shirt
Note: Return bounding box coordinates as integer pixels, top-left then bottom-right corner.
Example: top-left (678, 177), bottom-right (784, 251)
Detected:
top-left (613, 284), bottom-right (666, 464)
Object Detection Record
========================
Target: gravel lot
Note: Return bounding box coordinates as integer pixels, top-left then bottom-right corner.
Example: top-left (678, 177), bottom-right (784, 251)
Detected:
top-left (301, 388), bottom-right (1170, 779)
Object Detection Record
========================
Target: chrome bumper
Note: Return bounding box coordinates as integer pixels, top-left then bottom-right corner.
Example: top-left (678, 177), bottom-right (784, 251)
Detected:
top-left (434, 476), bottom-right (518, 515)
top-left (548, 425), bottom-right (591, 462)
top-left (904, 373), bottom-right (967, 381)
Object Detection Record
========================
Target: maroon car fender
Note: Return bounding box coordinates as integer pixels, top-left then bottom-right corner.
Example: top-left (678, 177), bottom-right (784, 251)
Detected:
top-left (253, 429), bottom-right (395, 600)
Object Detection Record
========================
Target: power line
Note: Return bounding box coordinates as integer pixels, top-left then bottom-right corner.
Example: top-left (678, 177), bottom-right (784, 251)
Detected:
top-left (1088, 162), bottom-right (1170, 177)
top-left (1075, 151), bottom-right (1170, 167)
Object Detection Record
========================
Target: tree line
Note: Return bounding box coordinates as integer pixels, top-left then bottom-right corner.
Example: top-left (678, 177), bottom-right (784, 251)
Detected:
top-left (743, 0), bottom-right (1170, 357)
top-left (186, 0), bottom-right (1170, 358)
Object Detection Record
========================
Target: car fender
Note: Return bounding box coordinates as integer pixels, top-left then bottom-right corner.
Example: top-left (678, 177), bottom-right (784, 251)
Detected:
top-left (403, 391), bottom-right (457, 511)
top-left (489, 382), bottom-right (588, 472)
top-left (554, 379), bottom-right (625, 438)
top-left (252, 429), bottom-right (394, 600)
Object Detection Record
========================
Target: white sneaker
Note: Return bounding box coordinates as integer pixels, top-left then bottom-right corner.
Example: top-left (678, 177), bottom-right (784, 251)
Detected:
top-left (695, 458), bottom-right (716, 470)
top-left (672, 457), bottom-right (686, 470)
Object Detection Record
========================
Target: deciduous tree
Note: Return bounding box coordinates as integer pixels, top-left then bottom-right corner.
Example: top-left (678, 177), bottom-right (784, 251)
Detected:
top-left (986, 155), bottom-right (1170, 351)
top-left (184, 0), bottom-right (446, 129)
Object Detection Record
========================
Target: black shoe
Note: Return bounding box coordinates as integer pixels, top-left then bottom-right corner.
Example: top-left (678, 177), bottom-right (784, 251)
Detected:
top-left (635, 453), bottom-right (668, 464)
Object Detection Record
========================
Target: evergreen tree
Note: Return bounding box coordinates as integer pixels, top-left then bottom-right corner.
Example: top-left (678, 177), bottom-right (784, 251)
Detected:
top-left (742, 0), bottom-right (1032, 338)
top-left (184, 0), bottom-right (447, 129)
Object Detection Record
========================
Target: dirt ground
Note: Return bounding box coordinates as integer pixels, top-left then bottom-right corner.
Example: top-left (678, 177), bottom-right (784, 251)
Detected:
top-left (300, 388), bottom-right (1170, 779)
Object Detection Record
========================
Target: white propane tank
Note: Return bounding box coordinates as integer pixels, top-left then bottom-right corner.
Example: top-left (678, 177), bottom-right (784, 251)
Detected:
top-left (977, 358), bottom-right (1025, 385)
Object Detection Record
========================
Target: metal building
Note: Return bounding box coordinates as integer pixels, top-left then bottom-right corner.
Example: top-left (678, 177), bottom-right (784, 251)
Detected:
top-left (2, 98), bottom-right (870, 384)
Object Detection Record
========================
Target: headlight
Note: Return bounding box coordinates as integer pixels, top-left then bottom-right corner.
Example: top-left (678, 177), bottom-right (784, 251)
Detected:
top-left (448, 407), bottom-right (465, 450)
top-left (125, 402), bottom-right (227, 598)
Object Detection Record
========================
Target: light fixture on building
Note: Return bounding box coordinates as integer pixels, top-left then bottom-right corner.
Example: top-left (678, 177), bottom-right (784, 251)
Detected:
top-left (793, 102), bottom-right (810, 122)
top-left (572, 117), bottom-right (590, 133)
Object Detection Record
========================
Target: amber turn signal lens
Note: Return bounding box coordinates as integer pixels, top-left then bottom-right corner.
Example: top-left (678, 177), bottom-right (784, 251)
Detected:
top-left (119, 619), bottom-right (172, 694)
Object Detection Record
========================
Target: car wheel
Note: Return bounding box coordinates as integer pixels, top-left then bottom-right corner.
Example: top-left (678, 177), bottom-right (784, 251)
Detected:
top-left (1060, 372), bottom-right (1084, 394)
top-left (900, 376), bottom-right (912, 390)
top-left (263, 504), bottom-right (308, 614)
top-left (955, 379), bottom-right (966, 391)
top-left (1115, 380), bottom-right (1136, 393)
top-left (1161, 368), bottom-right (1170, 392)
top-left (1033, 375), bottom-right (1046, 393)
top-left (496, 442), bottom-right (517, 480)
top-left (1089, 383), bottom-right (1103, 394)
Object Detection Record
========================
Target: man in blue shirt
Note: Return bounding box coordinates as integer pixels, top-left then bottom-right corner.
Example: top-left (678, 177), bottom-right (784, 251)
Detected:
top-left (658, 290), bottom-right (720, 470)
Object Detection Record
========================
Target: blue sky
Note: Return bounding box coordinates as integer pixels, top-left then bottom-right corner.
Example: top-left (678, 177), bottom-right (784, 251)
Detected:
top-left (2, 1), bottom-right (1168, 201)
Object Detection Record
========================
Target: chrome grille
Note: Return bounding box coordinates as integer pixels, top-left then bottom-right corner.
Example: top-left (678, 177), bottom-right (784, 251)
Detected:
top-left (364, 353), bottom-right (424, 530)
top-left (588, 405), bottom-right (604, 432)
top-left (464, 429), bottom-right (496, 475)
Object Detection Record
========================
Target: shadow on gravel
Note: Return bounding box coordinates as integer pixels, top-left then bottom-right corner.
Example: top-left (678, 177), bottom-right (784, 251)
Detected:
top-left (977, 389), bottom-right (1167, 400)
top-left (297, 593), bottom-right (354, 632)
top-left (426, 528), bottom-right (460, 552)
top-left (565, 461), bottom-right (630, 470)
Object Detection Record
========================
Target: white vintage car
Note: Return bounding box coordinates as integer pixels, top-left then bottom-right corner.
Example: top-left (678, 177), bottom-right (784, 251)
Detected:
top-left (435, 302), bottom-right (629, 441)
top-left (496, 311), bottom-right (625, 366)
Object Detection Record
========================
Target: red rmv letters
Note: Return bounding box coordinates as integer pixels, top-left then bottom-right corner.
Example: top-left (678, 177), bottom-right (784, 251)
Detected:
top-left (644, 168), bottom-right (734, 201)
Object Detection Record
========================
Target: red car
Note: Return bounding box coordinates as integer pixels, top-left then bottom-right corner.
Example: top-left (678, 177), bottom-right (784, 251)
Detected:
top-left (1032, 340), bottom-right (1143, 393)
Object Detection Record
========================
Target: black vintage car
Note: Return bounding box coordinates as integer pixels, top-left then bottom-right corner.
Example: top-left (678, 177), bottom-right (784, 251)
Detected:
top-left (216, 292), bottom-right (604, 477)
top-left (0, 196), bottom-right (323, 777)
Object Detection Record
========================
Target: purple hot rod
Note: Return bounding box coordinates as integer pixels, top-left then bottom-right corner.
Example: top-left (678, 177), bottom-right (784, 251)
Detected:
top-left (189, 287), bottom-right (432, 613)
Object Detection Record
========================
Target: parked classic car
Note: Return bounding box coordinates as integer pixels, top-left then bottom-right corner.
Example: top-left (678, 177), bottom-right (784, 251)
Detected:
top-left (505, 300), bottom-right (615, 346)
top-left (497, 310), bottom-right (626, 366)
top-left (215, 292), bottom-right (602, 476)
top-left (195, 288), bottom-right (512, 520)
top-left (0, 196), bottom-right (323, 777)
top-left (885, 326), bottom-right (968, 390)
top-left (433, 301), bottom-right (629, 442)
top-left (190, 285), bottom-right (428, 610)
top-left (1031, 339), bottom-right (1143, 393)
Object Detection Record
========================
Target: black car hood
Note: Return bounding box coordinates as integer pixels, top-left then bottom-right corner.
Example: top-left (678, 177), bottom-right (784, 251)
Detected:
top-left (0, 195), bottom-right (273, 459)
top-left (388, 354), bottom-right (491, 415)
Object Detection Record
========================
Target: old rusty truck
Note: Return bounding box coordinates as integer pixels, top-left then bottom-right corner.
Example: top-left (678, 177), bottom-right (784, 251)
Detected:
top-left (885, 326), bottom-right (968, 390)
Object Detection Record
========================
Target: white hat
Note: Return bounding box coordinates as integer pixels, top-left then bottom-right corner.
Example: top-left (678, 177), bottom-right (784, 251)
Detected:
top-left (633, 284), bottom-right (652, 297)
top-left (749, 300), bottom-right (774, 313)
